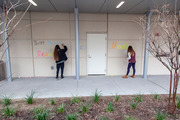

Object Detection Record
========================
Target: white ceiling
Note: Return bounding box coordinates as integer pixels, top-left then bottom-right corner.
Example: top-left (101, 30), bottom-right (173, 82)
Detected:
top-left (1, 0), bottom-right (180, 14)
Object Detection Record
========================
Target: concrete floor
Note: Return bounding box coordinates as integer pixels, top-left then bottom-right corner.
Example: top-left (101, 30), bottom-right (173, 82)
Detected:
top-left (0, 75), bottom-right (179, 99)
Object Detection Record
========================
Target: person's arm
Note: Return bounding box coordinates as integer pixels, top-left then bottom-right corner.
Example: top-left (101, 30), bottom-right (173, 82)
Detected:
top-left (62, 44), bottom-right (67, 52)
top-left (127, 52), bottom-right (131, 60)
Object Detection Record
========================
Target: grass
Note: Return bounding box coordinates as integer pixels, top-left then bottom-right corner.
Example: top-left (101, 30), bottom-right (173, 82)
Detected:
top-left (50, 98), bottom-right (56, 105)
top-left (134, 95), bottom-right (143, 102)
top-left (1, 95), bottom-right (11, 106)
top-left (155, 111), bottom-right (166, 120)
top-left (92, 89), bottom-right (102, 103)
top-left (114, 94), bottom-right (120, 102)
top-left (105, 100), bottom-right (115, 112)
top-left (65, 112), bottom-right (79, 120)
top-left (80, 102), bottom-right (91, 114)
top-left (130, 100), bottom-right (138, 109)
top-left (57, 103), bottom-right (66, 113)
top-left (70, 96), bottom-right (81, 104)
top-left (153, 94), bottom-right (161, 100)
top-left (124, 115), bottom-right (136, 120)
top-left (99, 115), bottom-right (110, 120)
top-left (2, 106), bottom-right (16, 117)
top-left (33, 106), bottom-right (50, 120)
top-left (25, 90), bottom-right (36, 104)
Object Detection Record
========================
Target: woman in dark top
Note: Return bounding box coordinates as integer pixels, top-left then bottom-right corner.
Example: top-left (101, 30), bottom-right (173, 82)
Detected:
top-left (123, 46), bottom-right (136, 78)
top-left (54, 44), bottom-right (68, 79)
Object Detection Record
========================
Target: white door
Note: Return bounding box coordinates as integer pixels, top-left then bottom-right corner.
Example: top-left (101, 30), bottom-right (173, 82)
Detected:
top-left (87, 33), bottom-right (107, 75)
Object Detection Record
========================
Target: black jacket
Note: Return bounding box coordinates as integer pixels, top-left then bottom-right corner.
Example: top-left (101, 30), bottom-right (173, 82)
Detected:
top-left (56, 46), bottom-right (68, 63)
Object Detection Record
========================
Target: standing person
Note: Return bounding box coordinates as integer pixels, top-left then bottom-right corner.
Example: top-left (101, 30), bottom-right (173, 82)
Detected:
top-left (122, 46), bottom-right (136, 78)
top-left (54, 44), bottom-right (68, 79)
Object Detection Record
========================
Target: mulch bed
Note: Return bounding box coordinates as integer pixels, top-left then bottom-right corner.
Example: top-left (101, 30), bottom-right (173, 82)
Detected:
top-left (0, 94), bottom-right (180, 120)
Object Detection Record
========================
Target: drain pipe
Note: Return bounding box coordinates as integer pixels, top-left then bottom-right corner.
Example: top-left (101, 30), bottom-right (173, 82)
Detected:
top-left (0, 7), bottom-right (12, 82)
top-left (143, 10), bottom-right (153, 79)
top-left (74, 8), bottom-right (80, 80)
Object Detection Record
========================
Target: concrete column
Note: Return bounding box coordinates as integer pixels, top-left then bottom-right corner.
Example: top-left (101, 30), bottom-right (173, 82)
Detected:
top-left (143, 10), bottom-right (153, 79)
top-left (74, 8), bottom-right (79, 80)
top-left (0, 7), bottom-right (12, 82)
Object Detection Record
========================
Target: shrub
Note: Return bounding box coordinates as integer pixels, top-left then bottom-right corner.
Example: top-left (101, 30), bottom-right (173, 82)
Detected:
top-left (177, 97), bottom-right (180, 109)
top-left (2, 95), bottom-right (11, 106)
top-left (153, 94), bottom-right (160, 100)
top-left (134, 95), bottom-right (143, 102)
top-left (155, 111), bottom-right (166, 120)
top-left (130, 100), bottom-right (138, 109)
top-left (57, 103), bottom-right (65, 113)
top-left (2, 106), bottom-right (16, 117)
top-left (25, 90), bottom-right (36, 104)
top-left (124, 115), bottom-right (136, 120)
top-left (105, 100), bottom-right (115, 112)
top-left (33, 106), bottom-right (50, 120)
top-left (92, 89), bottom-right (102, 103)
top-left (66, 112), bottom-right (79, 120)
top-left (50, 99), bottom-right (55, 105)
top-left (80, 102), bottom-right (91, 114)
top-left (70, 96), bottom-right (81, 104)
top-left (114, 94), bottom-right (120, 102)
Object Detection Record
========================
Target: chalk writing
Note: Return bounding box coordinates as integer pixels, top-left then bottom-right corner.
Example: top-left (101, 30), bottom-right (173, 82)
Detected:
top-left (34, 40), bottom-right (45, 46)
top-left (37, 49), bottom-right (54, 57)
top-left (110, 41), bottom-right (128, 49)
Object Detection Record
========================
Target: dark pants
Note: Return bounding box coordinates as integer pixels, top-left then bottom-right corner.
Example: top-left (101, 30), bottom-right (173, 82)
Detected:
top-left (56, 62), bottom-right (64, 78)
top-left (126, 63), bottom-right (135, 75)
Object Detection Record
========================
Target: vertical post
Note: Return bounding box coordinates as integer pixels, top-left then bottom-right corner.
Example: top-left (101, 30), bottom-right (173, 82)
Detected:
top-left (74, 8), bottom-right (79, 80)
top-left (143, 10), bottom-right (153, 79)
top-left (0, 7), bottom-right (12, 82)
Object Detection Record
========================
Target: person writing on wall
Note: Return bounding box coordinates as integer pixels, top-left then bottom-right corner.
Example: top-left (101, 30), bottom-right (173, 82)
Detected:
top-left (54, 44), bottom-right (68, 79)
top-left (123, 46), bottom-right (136, 78)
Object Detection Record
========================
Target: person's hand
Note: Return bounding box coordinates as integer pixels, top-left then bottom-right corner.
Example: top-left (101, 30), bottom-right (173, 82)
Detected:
top-left (62, 44), bottom-right (64, 47)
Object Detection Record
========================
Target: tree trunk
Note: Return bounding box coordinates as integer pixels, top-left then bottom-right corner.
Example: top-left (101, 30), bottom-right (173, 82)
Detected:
top-left (168, 71), bottom-right (173, 112)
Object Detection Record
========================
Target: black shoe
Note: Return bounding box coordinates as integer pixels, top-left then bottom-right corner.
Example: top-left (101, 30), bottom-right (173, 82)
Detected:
top-left (56, 76), bottom-right (58, 79)
top-left (61, 76), bottom-right (64, 79)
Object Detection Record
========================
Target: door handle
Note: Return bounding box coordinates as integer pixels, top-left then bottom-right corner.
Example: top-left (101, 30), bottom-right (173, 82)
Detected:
top-left (88, 54), bottom-right (92, 58)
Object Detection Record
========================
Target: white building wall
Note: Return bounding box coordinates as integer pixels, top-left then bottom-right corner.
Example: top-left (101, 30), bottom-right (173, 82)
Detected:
top-left (1, 12), bottom-right (169, 77)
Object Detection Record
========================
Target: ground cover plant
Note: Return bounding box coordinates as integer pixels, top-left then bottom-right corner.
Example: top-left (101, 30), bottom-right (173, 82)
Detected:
top-left (0, 94), bottom-right (180, 120)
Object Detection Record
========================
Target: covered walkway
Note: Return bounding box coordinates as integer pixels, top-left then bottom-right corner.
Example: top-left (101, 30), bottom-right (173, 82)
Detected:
top-left (0, 75), bottom-right (179, 99)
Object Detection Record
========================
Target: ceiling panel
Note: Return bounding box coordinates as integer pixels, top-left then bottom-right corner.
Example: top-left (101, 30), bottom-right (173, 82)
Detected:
top-left (0, 0), bottom-right (179, 14)
top-left (51, 0), bottom-right (75, 12)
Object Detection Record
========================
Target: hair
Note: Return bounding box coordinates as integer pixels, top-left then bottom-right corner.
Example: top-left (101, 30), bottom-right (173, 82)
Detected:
top-left (54, 45), bottom-right (60, 61)
top-left (127, 46), bottom-right (135, 56)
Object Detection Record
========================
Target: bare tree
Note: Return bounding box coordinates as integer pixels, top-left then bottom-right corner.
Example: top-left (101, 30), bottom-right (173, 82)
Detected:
top-left (0, 0), bottom-right (31, 60)
top-left (138, 3), bottom-right (180, 114)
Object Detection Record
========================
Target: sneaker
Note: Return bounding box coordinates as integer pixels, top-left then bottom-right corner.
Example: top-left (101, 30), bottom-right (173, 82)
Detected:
top-left (122, 75), bottom-right (128, 78)
top-left (61, 76), bottom-right (64, 79)
top-left (130, 75), bottom-right (135, 78)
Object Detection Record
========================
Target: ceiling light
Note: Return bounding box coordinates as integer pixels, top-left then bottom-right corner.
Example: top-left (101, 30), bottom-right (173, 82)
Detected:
top-left (28, 0), bottom-right (37, 6)
top-left (116, 1), bottom-right (125, 8)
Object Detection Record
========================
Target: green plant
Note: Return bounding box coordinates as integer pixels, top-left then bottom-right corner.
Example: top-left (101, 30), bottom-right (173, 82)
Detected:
top-left (114, 94), bottom-right (120, 102)
top-left (153, 94), bottom-right (160, 100)
top-left (155, 111), bottom-right (166, 120)
top-left (130, 100), bottom-right (138, 109)
top-left (99, 115), bottom-right (110, 120)
top-left (70, 96), bottom-right (81, 104)
top-left (105, 100), bottom-right (115, 112)
top-left (80, 102), bottom-right (91, 114)
top-left (50, 99), bottom-right (55, 105)
top-left (2, 106), bottom-right (16, 117)
top-left (25, 90), bottom-right (36, 104)
top-left (57, 103), bottom-right (65, 113)
top-left (2, 95), bottom-right (11, 106)
top-left (177, 97), bottom-right (180, 109)
top-left (124, 115), bottom-right (136, 120)
top-left (93, 89), bottom-right (102, 103)
top-left (33, 106), bottom-right (50, 120)
top-left (134, 95), bottom-right (143, 102)
top-left (65, 112), bottom-right (79, 120)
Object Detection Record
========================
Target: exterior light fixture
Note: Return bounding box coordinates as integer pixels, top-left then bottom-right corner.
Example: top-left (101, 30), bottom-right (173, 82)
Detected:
top-left (28, 0), bottom-right (37, 6)
top-left (116, 1), bottom-right (125, 8)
